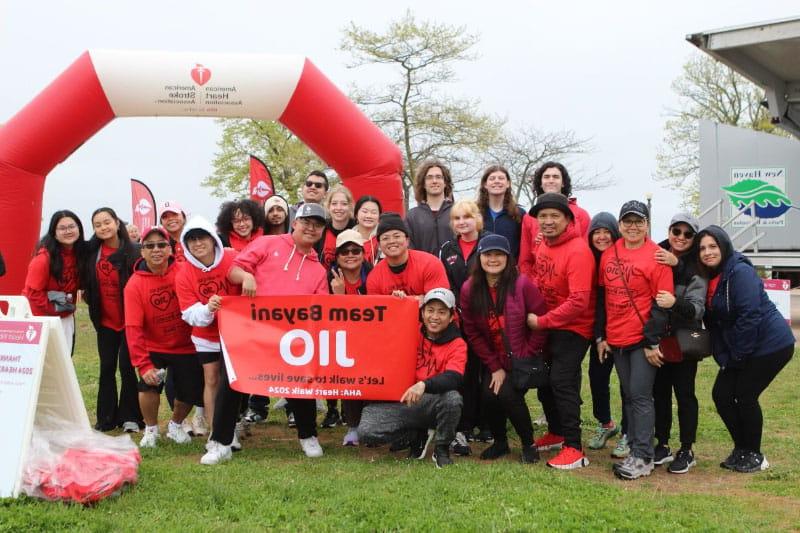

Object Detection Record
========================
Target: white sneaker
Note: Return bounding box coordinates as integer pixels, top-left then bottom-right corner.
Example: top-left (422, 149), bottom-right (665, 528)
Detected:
top-left (231, 429), bottom-right (243, 452)
top-left (192, 413), bottom-right (208, 437)
top-left (342, 428), bottom-right (359, 447)
top-left (182, 418), bottom-right (194, 436)
top-left (300, 436), bottom-right (324, 458)
top-left (167, 420), bottom-right (192, 444)
top-left (139, 429), bottom-right (159, 448)
top-left (200, 441), bottom-right (232, 465)
top-left (122, 421), bottom-right (140, 433)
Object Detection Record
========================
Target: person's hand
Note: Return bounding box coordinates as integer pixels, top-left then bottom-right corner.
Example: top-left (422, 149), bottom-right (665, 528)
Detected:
top-left (597, 340), bottom-right (610, 362)
top-left (654, 248), bottom-right (678, 267)
top-left (207, 295), bottom-right (222, 313)
top-left (241, 273), bottom-right (257, 297)
top-left (490, 368), bottom-right (506, 395)
top-left (391, 290), bottom-right (408, 299)
top-left (527, 313), bottom-right (539, 329)
top-left (330, 269), bottom-right (346, 295)
top-left (655, 290), bottom-right (676, 309)
top-left (644, 346), bottom-right (664, 368)
top-left (534, 232), bottom-right (544, 246)
top-left (400, 381), bottom-right (426, 405)
top-left (142, 368), bottom-right (160, 386)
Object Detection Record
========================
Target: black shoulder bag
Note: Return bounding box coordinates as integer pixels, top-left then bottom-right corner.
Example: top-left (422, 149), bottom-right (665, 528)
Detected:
top-left (493, 297), bottom-right (549, 390)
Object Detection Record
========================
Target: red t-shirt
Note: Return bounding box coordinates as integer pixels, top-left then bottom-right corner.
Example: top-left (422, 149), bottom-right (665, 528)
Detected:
top-left (416, 331), bottom-right (467, 381)
top-left (488, 287), bottom-right (507, 355)
top-left (97, 244), bottom-right (125, 331)
top-left (344, 278), bottom-right (363, 295)
top-left (458, 238), bottom-right (478, 262)
top-left (366, 249), bottom-right (449, 296)
top-left (707, 275), bottom-right (721, 308)
top-left (599, 239), bottom-right (674, 347)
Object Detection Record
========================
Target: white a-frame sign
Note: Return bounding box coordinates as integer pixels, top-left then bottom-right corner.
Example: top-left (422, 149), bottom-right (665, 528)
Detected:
top-left (0, 296), bottom-right (89, 498)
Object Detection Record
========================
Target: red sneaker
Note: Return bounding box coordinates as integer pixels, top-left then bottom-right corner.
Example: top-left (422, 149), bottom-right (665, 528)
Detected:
top-left (547, 446), bottom-right (589, 470)
top-left (535, 432), bottom-right (564, 451)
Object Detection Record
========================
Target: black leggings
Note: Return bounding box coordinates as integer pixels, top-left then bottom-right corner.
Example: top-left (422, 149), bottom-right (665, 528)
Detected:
top-left (95, 327), bottom-right (141, 428)
top-left (654, 359), bottom-right (698, 448)
top-left (481, 367), bottom-right (533, 447)
top-left (712, 345), bottom-right (794, 453)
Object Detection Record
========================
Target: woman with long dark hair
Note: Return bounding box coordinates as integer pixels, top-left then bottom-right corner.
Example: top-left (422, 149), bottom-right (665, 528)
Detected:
top-left (476, 165), bottom-right (524, 260)
top-left (696, 225), bottom-right (794, 473)
top-left (216, 199), bottom-right (265, 251)
top-left (353, 195), bottom-right (382, 266)
top-left (82, 207), bottom-right (142, 432)
top-left (460, 234), bottom-right (548, 463)
top-left (23, 210), bottom-right (88, 353)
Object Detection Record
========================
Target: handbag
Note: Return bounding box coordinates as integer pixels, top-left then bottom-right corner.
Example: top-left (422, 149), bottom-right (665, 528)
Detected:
top-left (660, 276), bottom-right (712, 363)
top-left (493, 299), bottom-right (549, 390)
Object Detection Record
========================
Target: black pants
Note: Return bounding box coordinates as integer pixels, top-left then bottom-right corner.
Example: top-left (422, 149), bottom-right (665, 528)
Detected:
top-left (95, 327), bottom-right (141, 429)
top-left (482, 367), bottom-right (534, 447)
top-left (712, 345), bottom-right (794, 454)
top-left (249, 394), bottom-right (270, 413)
top-left (210, 361), bottom-right (244, 446)
top-left (457, 348), bottom-right (486, 433)
top-left (342, 400), bottom-right (364, 426)
top-left (286, 399), bottom-right (318, 439)
top-left (654, 359), bottom-right (698, 448)
top-left (588, 342), bottom-right (628, 434)
top-left (537, 330), bottom-right (588, 449)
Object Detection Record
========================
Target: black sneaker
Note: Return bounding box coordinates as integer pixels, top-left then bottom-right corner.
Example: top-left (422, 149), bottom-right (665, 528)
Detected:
top-left (653, 444), bottom-right (673, 466)
top-left (521, 445), bottom-right (540, 464)
top-left (320, 408), bottom-right (341, 428)
top-left (432, 444), bottom-right (454, 468)
top-left (474, 428), bottom-right (494, 443)
top-left (450, 431), bottom-right (472, 456)
top-left (733, 451), bottom-right (770, 473)
top-left (408, 429), bottom-right (435, 459)
top-left (720, 448), bottom-right (745, 470)
top-left (480, 440), bottom-right (510, 460)
top-left (668, 449), bottom-right (696, 474)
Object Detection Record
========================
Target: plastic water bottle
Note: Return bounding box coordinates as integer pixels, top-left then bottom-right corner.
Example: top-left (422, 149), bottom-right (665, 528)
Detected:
top-left (155, 368), bottom-right (167, 384)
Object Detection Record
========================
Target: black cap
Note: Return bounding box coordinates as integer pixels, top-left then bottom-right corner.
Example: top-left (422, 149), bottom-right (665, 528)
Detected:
top-left (476, 234), bottom-right (511, 255)
top-left (530, 192), bottom-right (573, 219)
top-left (619, 200), bottom-right (649, 220)
top-left (376, 212), bottom-right (409, 239)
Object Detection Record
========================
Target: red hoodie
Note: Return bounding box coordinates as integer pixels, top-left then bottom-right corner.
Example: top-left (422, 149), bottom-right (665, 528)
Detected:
top-left (519, 198), bottom-right (590, 278)
top-left (533, 222), bottom-right (596, 339)
top-left (228, 228), bottom-right (264, 252)
top-left (23, 247), bottom-right (79, 317)
top-left (124, 259), bottom-right (194, 375)
top-left (416, 329), bottom-right (467, 382)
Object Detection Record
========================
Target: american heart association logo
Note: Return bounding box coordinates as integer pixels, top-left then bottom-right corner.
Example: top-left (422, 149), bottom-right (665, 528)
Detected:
top-left (150, 290), bottom-right (174, 311)
top-left (135, 198), bottom-right (152, 216)
top-left (252, 180), bottom-right (272, 198)
top-left (191, 64), bottom-right (211, 86)
top-left (199, 279), bottom-right (220, 300)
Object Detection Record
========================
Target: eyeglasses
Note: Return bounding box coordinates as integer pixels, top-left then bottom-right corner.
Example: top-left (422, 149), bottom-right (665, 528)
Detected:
top-left (670, 227), bottom-right (695, 239)
top-left (297, 218), bottom-right (325, 229)
top-left (338, 246), bottom-right (363, 256)
top-left (621, 218), bottom-right (646, 228)
top-left (56, 224), bottom-right (78, 232)
top-left (142, 241), bottom-right (170, 250)
top-left (305, 180), bottom-right (326, 189)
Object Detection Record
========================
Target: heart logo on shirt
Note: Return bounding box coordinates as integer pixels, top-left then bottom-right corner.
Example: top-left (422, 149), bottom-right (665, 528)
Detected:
top-left (98, 260), bottom-right (113, 277)
top-left (149, 290), bottom-right (174, 311)
top-left (199, 279), bottom-right (221, 299)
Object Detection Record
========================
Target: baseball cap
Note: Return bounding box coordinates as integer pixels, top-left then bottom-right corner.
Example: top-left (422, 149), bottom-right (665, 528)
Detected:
top-left (159, 200), bottom-right (185, 218)
top-left (476, 234), bottom-right (511, 255)
top-left (619, 200), bottom-right (649, 221)
top-left (530, 192), bottom-right (573, 219)
top-left (295, 202), bottom-right (326, 222)
top-left (335, 229), bottom-right (365, 250)
top-left (140, 225), bottom-right (171, 243)
top-left (421, 288), bottom-right (456, 310)
top-left (669, 212), bottom-right (700, 233)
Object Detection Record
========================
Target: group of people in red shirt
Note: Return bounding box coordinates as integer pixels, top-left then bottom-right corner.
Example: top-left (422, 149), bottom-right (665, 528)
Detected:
top-left (22, 159), bottom-right (793, 476)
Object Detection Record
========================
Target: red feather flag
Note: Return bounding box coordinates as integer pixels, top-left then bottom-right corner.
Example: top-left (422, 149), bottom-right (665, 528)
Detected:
top-left (249, 155), bottom-right (274, 203)
top-left (130, 178), bottom-right (156, 232)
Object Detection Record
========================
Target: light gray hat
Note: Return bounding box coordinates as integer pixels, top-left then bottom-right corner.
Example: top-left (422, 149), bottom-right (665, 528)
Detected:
top-left (295, 202), bottom-right (326, 222)
top-left (421, 288), bottom-right (456, 310)
top-left (669, 212), bottom-right (700, 233)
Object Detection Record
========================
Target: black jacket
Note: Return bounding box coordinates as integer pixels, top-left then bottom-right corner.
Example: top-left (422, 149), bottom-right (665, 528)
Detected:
top-left (438, 230), bottom-right (491, 305)
top-left (81, 237), bottom-right (140, 330)
top-left (658, 239), bottom-right (707, 332)
top-left (405, 200), bottom-right (455, 256)
top-left (326, 262), bottom-right (372, 294)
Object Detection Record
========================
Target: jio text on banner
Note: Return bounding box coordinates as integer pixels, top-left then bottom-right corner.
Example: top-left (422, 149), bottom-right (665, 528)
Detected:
top-left (218, 295), bottom-right (418, 400)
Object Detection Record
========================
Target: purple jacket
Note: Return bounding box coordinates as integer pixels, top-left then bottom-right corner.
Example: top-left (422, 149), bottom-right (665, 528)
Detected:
top-left (460, 276), bottom-right (548, 372)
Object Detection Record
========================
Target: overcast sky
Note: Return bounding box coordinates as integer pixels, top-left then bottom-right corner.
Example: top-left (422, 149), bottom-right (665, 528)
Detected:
top-left (2, 1), bottom-right (798, 236)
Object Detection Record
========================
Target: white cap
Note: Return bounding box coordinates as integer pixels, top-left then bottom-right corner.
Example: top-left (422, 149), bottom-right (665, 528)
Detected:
top-left (421, 288), bottom-right (456, 310)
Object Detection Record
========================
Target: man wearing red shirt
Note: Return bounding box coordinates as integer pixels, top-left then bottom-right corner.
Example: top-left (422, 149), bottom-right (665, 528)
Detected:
top-left (527, 193), bottom-right (596, 470)
top-left (366, 213), bottom-right (449, 300)
top-left (358, 288), bottom-right (466, 468)
top-left (125, 226), bottom-right (201, 449)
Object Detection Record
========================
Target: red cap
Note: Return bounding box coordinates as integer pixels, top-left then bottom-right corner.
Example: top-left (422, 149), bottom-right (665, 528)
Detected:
top-left (140, 225), bottom-right (171, 243)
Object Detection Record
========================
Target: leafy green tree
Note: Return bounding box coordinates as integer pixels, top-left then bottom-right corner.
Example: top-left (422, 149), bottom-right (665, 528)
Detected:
top-left (655, 54), bottom-right (786, 212)
top-left (202, 119), bottom-right (324, 203)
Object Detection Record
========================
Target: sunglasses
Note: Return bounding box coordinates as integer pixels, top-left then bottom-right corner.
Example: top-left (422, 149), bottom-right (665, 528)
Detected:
top-left (142, 241), bottom-right (170, 250)
top-left (338, 246), bottom-right (363, 256)
top-left (305, 180), bottom-right (326, 189)
top-left (670, 227), bottom-right (695, 239)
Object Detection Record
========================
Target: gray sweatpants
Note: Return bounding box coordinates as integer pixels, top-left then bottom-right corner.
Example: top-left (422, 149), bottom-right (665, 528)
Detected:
top-left (357, 390), bottom-right (462, 447)
top-left (614, 347), bottom-right (657, 460)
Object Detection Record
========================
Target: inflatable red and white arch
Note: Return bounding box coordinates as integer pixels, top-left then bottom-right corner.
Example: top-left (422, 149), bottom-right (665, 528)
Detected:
top-left (0, 50), bottom-right (403, 292)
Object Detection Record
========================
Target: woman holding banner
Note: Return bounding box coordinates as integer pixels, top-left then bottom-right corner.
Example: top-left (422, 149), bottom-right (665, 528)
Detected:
top-left (459, 234), bottom-right (547, 464)
top-left (23, 210), bottom-right (88, 354)
top-left (82, 207), bottom-right (142, 432)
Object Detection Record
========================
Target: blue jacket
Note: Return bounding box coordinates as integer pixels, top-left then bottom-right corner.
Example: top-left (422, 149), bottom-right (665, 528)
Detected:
top-left (701, 226), bottom-right (794, 368)
top-left (481, 206), bottom-right (525, 261)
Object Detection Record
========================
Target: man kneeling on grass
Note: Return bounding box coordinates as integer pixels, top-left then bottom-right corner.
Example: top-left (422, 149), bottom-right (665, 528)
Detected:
top-left (358, 288), bottom-right (466, 468)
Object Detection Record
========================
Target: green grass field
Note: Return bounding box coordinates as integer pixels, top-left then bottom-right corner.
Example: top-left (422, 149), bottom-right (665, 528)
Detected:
top-left (2, 306), bottom-right (798, 532)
